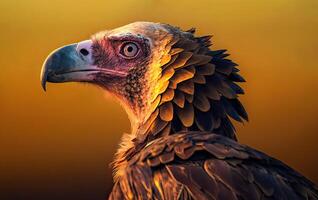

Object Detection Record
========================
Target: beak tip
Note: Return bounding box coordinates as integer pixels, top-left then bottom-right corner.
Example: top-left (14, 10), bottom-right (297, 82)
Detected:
top-left (40, 66), bottom-right (48, 92)
top-left (40, 42), bottom-right (85, 91)
top-left (42, 84), bottom-right (47, 92)
top-left (41, 78), bottom-right (47, 92)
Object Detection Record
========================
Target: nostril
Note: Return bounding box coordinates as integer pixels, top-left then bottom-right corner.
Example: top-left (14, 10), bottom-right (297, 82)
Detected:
top-left (79, 48), bottom-right (89, 56)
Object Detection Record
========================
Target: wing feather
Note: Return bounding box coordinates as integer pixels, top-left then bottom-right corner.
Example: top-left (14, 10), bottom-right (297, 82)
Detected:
top-left (110, 132), bottom-right (318, 200)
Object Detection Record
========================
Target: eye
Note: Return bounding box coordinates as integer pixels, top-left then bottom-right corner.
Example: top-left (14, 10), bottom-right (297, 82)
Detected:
top-left (120, 42), bottom-right (139, 58)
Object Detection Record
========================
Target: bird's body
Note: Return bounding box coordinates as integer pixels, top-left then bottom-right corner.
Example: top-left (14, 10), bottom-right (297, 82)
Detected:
top-left (109, 132), bottom-right (317, 200)
top-left (41, 22), bottom-right (318, 199)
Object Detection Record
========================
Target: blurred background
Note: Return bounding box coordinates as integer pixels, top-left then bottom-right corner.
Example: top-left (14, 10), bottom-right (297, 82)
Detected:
top-left (0, 0), bottom-right (317, 199)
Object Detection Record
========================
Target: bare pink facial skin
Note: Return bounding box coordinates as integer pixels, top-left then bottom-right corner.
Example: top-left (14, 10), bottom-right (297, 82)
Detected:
top-left (41, 22), bottom-right (175, 130)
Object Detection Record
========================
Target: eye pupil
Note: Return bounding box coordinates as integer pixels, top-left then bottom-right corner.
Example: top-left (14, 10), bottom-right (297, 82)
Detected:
top-left (127, 46), bottom-right (133, 52)
top-left (121, 42), bottom-right (139, 58)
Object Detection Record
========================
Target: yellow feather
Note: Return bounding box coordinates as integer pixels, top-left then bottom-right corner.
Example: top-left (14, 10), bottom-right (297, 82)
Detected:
top-left (159, 67), bottom-right (175, 82)
top-left (161, 88), bottom-right (175, 103)
top-left (169, 69), bottom-right (194, 88)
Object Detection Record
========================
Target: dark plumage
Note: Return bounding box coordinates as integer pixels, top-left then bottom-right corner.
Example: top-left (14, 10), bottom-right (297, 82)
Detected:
top-left (41, 22), bottom-right (318, 199)
top-left (110, 132), bottom-right (317, 200)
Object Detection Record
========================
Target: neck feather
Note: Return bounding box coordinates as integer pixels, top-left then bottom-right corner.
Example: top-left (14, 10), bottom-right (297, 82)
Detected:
top-left (112, 30), bottom-right (248, 179)
top-left (134, 33), bottom-right (248, 144)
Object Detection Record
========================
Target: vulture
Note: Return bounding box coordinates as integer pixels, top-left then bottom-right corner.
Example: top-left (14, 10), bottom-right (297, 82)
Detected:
top-left (41, 22), bottom-right (318, 200)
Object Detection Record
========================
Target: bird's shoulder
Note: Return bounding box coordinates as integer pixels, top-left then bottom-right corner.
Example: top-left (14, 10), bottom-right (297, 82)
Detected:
top-left (109, 131), bottom-right (318, 200)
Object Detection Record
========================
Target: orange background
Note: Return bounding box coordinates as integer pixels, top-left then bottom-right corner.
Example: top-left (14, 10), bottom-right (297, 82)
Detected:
top-left (0, 0), bottom-right (317, 199)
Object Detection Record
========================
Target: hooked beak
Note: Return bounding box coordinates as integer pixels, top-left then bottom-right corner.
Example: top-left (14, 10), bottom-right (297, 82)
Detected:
top-left (40, 40), bottom-right (97, 91)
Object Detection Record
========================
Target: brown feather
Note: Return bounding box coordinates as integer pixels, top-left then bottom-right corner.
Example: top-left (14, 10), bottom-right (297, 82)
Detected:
top-left (137, 108), bottom-right (159, 135)
top-left (169, 48), bottom-right (184, 55)
top-left (147, 156), bottom-right (161, 167)
top-left (159, 102), bottom-right (174, 121)
top-left (205, 84), bottom-right (220, 100)
top-left (193, 92), bottom-right (210, 112)
top-left (169, 52), bottom-right (193, 69)
top-left (160, 88), bottom-right (174, 103)
top-left (185, 65), bottom-right (196, 74)
top-left (167, 36), bottom-right (180, 47)
top-left (177, 80), bottom-right (194, 95)
top-left (184, 93), bottom-right (194, 103)
top-left (218, 82), bottom-right (238, 99)
top-left (187, 164), bottom-right (218, 199)
top-left (185, 54), bottom-right (212, 67)
top-left (169, 69), bottom-right (194, 88)
top-left (193, 73), bottom-right (206, 84)
top-left (159, 151), bottom-right (175, 164)
top-left (149, 142), bottom-right (166, 157)
top-left (176, 102), bottom-right (194, 127)
top-left (118, 172), bottom-right (135, 199)
top-left (174, 140), bottom-right (196, 159)
top-left (149, 117), bottom-right (168, 136)
top-left (175, 39), bottom-right (199, 51)
top-left (197, 63), bottom-right (215, 75)
top-left (160, 122), bottom-right (171, 137)
top-left (166, 165), bottom-right (210, 200)
top-left (162, 54), bottom-right (179, 70)
top-left (160, 67), bottom-right (175, 83)
top-left (173, 90), bottom-right (185, 108)
top-left (194, 109), bottom-right (213, 131)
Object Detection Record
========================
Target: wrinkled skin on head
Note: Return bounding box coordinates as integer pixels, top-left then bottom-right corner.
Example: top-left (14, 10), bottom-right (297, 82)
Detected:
top-left (90, 23), bottom-right (177, 125)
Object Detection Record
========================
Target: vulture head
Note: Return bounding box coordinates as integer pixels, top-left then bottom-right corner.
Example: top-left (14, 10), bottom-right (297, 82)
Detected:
top-left (41, 21), bottom-right (248, 143)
